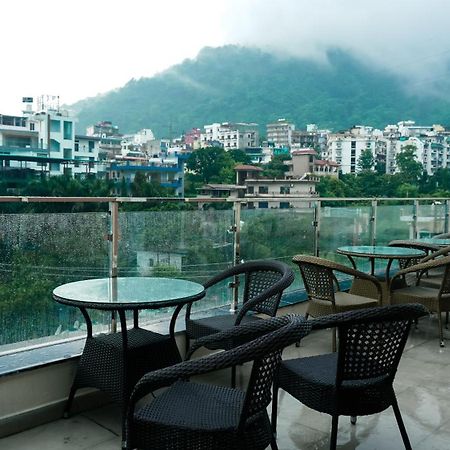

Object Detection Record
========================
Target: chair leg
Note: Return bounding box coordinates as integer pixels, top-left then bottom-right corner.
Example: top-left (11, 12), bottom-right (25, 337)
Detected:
top-left (270, 435), bottom-right (279, 450)
top-left (391, 398), bottom-right (412, 450)
top-left (332, 327), bottom-right (337, 353)
top-left (63, 385), bottom-right (77, 418)
top-left (438, 312), bottom-right (445, 347)
top-left (271, 379), bottom-right (279, 435)
top-left (330, 415), bottom-right (339, 450)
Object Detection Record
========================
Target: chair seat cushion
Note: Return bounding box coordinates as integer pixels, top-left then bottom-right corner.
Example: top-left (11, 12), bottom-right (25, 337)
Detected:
top-left (186, 313), bottom-right (262, 342)
top-left (135, 380), bottom-right (244, 431)
top-left (391, 285), bottom-right (450, 311)
top-left (307, 292), bottom-right (379, 317)
top-left (131, 381), bottom-right (274, 449)
top-left (278, 353), bottom-right (393, 416)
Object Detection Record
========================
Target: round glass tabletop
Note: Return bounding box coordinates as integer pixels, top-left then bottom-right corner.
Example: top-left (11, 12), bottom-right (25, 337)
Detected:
top-left (336, 246), bottom-right (425, 258)
top-left (53, 277), bottom-right (205, 309)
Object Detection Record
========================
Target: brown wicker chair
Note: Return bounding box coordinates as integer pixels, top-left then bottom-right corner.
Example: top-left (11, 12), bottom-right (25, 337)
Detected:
top-left (389, 253), bottom-right (450, 347)
top-left (124, 314), bottom-right (311, 450)
top-left (272, 304), bottom-right (428, 450)
top-left (388, 240), bottom-right (440, 269)
top-left (292, 255), bottom-right (382, 351)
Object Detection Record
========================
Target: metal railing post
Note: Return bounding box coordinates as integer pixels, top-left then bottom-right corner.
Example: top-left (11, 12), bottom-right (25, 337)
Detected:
top-left (413, 200), bottom-right (419, 239)
top-left (370, 200), bottom-right (377, 246)
top-left (445, 200), bottom-right (450, 233)
top-left (230, 201), bottom-right (241, 313)
top-left (313, 201), bottom-right (321, 257)
top-left (108, 201), bottom-right (120, 332)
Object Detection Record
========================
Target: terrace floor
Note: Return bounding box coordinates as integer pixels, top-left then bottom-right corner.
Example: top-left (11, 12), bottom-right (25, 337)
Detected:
top-left (1, 312), bottom-right (450, 450)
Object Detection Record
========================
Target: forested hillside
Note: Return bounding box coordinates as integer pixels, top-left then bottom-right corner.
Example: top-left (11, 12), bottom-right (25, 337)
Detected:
top-left (71, 45), bottom-right (450, 137)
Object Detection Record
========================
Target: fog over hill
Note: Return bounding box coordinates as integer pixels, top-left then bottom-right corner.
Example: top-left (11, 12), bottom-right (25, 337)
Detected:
top-left (71, 45), bottom-right (450, 137)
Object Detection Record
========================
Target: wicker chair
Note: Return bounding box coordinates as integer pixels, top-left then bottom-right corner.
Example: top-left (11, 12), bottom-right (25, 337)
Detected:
top-left (389, 253), bottom-right (450, 347)
top-left (185, 260), bottom-right (294, 383)
top-left (124, 314), bottom-right (311, 450)
top-left (292, 254), bottom-right (381, 351)
top-left (388, 239), bottom-right (440, 269)
top-left (272, 304), bottom-right (428, 450)
top-left (433, 232), bottom-right (450, 239)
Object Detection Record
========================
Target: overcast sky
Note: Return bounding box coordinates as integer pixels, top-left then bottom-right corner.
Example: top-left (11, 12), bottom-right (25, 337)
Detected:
top-left (2, 0), bottom-right (450, 115)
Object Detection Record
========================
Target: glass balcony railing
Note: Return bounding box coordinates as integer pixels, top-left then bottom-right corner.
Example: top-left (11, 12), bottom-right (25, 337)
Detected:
top-left (0, 195), bottom-right (448, 354)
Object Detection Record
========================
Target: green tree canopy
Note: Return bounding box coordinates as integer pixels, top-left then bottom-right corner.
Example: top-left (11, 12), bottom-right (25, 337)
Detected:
top-left (357, 149), bottom-right (375, 171)
top-left (262, 154), bottom-right (291, 178)
top-left (186, 147), bottom-right (235, 184)
top-left (395, 145), bottom-right (423, 184)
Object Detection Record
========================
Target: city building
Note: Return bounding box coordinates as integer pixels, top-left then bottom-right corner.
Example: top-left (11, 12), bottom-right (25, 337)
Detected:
top-left (266, 118), bottom-right (295, 148)
top-left (0, 97), bottom-right (99, 179)
top-left (201, 122), bottom-right (259, 150)
top-left (286, 149), bottom-right (339, 178)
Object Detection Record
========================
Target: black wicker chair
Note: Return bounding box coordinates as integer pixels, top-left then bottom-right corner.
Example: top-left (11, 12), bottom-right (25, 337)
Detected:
top-left (272, 304), bottom-right (428, 450)
top-left (185, 260), bottom-right (294, 383)
top-left (124, 314), bottom-right (311, 450)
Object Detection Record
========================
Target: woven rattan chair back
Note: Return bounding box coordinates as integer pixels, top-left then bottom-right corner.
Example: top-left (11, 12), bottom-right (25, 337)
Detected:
top-left (244, 268), bottom-right (285, 315)
top-left (298, 261), bottom-right (337, 304)
top-left (337, 318), bottom-right (409, 384)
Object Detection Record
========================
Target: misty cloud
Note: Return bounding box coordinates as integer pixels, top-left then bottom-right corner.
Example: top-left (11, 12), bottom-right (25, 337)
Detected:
top-left (219, 0), bottom-right (450, 96)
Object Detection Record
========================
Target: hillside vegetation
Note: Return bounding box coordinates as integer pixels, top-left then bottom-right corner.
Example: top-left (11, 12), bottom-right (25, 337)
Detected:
top-left (71, 46), bottom-right (450, 137)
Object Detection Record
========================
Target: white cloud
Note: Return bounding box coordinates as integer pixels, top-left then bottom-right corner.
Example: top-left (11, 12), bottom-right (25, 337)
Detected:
top-left (1, 0), bottom-right (449, 115)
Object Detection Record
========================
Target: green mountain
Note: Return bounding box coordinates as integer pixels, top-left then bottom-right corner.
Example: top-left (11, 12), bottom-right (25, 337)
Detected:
top-left (71, 45), bottom-right (450, 137)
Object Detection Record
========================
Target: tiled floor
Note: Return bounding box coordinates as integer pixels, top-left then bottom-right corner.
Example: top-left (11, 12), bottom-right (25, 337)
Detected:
top-left (1, 314), bottom-right (450, 449)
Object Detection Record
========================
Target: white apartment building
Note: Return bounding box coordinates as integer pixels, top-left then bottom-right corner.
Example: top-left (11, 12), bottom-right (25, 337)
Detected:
top-left (0, 98), bottom-right (99, 177)
top-left (325, 132), bottom-right (379, 174)
top-left (201, 122), bottom-right (259, 150)
top-left (266, 118), bottom-right (295, 147)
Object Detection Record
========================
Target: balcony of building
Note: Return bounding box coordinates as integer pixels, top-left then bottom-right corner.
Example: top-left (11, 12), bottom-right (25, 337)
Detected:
top-left (0, 195), bottom-right (450, 449)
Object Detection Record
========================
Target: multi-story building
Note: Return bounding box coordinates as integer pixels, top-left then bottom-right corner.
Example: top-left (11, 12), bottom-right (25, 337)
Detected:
top-left (285, 150), bottom-right (339, 178)
top-left (0, 98), bottom-right (99, 178)
top-left (325, 126), bottom-right (384, 174)
top-left (109, 151), bottom-right (188, 197)
top-left (201, 122), bottom-right (259, 150)
top-left (266, 119), bottom-right (295, 148)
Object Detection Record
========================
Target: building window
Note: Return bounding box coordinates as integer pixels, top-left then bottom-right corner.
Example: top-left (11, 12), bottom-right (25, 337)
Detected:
top-left (50, 120), bottom-right (60, 132)
top-left (258, 186), bottom-right (269, 194)
top-left (29, 122), bottom-right (35, 131)
top-left (258, 201), bottom-right (268, 209)
top-left (247, 186), bottom-right (254, 194)
top-left (63, 121), bottom-right (73, 140)
top-left (280, 186), bottom-right (290, 194)
top-left (88, 141), bottom-right (95, 152)
top-left (50, 139), bottom-right (60, 152)
top-left (280, 202), bottom-right (290, 209)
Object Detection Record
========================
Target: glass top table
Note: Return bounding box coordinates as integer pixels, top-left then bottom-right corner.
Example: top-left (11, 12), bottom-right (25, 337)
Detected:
top-left (53, 276), bottom-right (205, 309)
top-left (336, 245), bottom-right (426, 280)
top-left (52, 277), bottom-right (205, 445)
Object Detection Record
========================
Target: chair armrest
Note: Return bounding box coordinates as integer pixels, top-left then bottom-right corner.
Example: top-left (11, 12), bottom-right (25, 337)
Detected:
top-left (309, 304), bottom-right (428, 331)
top-left (420, 245), bottom-right (450, 263)
top-left (390, 254), bottom-right (450, 289)
top-left (186, 314), bottom-right (295, 358)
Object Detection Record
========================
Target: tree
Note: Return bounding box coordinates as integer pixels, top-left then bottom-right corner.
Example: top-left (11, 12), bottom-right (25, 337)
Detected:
top-left (395, 145), bottom-right (423, 184)
top-left (186, 147), bottom-right (233, 184)
top-left (357, 149), bottom-right (374, 171)
top-left (262, 154), bottom-right (291, 179)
